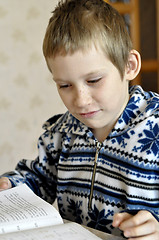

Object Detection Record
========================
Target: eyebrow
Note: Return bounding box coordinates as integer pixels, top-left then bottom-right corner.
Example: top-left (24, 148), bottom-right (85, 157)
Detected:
top-left (53, 68), bottom-right (106, 82)
top-left (84, 70), bottom-right (104, 78)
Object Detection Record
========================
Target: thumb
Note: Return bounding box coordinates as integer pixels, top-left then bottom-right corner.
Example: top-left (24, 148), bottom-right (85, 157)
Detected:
top-left (0, 177), bottom-right (12, 191)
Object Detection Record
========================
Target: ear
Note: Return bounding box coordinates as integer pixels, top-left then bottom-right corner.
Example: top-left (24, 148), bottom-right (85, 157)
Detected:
top-left (125, 49), bottom-right (141, 81)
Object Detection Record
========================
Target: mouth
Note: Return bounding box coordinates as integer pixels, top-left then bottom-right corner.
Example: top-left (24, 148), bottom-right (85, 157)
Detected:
top-left (79, 110), bottom-right (100, 118)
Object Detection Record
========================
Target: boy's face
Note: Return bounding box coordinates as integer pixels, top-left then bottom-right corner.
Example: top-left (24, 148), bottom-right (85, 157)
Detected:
top-left (48, 45), bottom-right (130, 140)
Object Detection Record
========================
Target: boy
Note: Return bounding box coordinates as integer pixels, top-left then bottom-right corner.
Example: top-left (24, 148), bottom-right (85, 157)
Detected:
top-left (1, 0), bottom-right (159, 238)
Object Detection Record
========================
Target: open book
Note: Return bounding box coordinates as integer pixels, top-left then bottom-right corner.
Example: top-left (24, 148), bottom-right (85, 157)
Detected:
top-left (0, 184), bottom-right (123, 240)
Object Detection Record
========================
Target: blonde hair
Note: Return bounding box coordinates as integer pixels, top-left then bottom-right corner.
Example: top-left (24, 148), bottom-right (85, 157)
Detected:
top-left (43, 0), bottom-right (133, 78)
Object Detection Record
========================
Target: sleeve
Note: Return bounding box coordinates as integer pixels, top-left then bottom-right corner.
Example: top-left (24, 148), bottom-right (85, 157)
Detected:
top-left (1, 129), bottom-right (62, 204)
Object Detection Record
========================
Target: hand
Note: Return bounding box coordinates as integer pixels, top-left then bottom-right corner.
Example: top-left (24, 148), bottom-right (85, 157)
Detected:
top-left (112, 210), bottom-right (159, 240)
top-left (0, 177), bottom-right (12, 191)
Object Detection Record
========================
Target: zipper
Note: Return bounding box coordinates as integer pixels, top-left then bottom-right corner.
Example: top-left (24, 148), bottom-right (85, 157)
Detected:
top-left (88, 141), bottom-right (102, 211)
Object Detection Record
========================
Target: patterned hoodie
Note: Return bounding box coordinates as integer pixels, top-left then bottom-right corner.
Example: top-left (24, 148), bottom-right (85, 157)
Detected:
top-left (2, 85), bottom-right (159, 237)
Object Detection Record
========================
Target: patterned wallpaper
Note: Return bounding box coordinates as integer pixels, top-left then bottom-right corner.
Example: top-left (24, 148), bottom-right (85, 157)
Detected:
top-left (0, 0), bottom-right (66, 174)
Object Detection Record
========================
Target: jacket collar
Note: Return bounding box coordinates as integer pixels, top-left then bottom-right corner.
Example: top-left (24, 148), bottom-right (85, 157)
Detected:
top-left (43, 111), bottom-right (94, 138)
top-left (43, 85), bottom-right (158, 138)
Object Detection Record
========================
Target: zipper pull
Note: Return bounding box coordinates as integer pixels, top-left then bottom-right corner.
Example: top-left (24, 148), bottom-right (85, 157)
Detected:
top-left (89, 141), bottom-right (102, 211)
top-left (94, 141), bottom-right (102, 163)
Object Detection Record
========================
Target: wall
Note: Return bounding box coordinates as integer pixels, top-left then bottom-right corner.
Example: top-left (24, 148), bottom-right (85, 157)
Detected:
top-left (0, 0), bottom-right (66, 174)
top-left (139, 0), bottom-right (158, 92)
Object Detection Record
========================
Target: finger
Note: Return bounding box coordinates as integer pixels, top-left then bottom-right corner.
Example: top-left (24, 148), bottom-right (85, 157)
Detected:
top-left (119, 211), bottom-right (154, 230)
top-left (0, 177), bottom-right (11, 191)
top-left (128, 231), bottom-right (159, 240)
top-left (112, 212), bottom-right (132, 228)
top-left (124, 218), bottom-right (158, 239)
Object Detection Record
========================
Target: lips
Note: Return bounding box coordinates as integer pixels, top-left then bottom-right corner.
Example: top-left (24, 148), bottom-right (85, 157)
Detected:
top-left (79, 110), bottom-right (100, 118)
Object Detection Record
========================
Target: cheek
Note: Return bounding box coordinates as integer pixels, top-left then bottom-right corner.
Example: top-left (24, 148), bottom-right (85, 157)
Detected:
top-left (96, 85), bottom-right (121, 110)
top-left (95, 87), bottom-right (112, 103)
top-left (58, 91), bottom-right (72, 107)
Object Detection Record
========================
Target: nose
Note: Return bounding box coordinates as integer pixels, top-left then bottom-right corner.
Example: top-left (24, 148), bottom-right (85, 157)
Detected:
top-left (74, 87), bottom-right (91, 108)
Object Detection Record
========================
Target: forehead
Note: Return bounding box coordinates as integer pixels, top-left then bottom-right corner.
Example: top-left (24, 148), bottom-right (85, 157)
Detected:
top-left (48, 45), bottom-right (107, 70)
top-left (47, 45), bottom-right (119, 82)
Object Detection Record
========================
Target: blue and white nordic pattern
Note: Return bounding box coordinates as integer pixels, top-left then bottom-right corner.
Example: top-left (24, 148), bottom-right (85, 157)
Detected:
top-left (3, 85), bottom-right (159, 237)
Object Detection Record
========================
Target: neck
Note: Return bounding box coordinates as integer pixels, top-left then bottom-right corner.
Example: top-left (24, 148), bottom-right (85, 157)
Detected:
top-left (92, 126), bottom-right (112, 142)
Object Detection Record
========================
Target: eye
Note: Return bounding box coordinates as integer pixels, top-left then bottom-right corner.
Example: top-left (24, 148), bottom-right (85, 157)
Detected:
top-left (58, 84), bottom-right (71, 89)
top-left (87, 77), bottom-right (102, 84)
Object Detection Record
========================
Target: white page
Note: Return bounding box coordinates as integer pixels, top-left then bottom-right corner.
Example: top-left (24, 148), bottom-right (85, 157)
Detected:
top-left (0, 222), bottom-right (102, 240)
top-left (85, 227), bottom-right (125, 240)
top-left (0, 184), bottom-right (63, 234)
